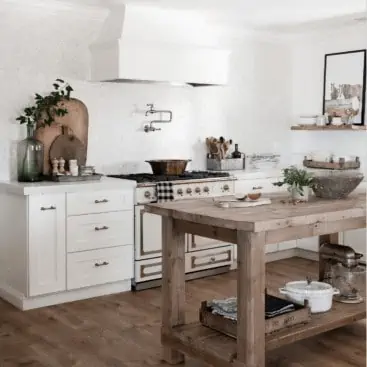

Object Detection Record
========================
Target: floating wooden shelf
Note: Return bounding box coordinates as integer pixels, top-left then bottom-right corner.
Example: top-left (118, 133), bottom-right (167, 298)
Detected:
top-left (291, 125), bottom-right (367, 131)
top-left (166, 300), bottom-right (366, 365)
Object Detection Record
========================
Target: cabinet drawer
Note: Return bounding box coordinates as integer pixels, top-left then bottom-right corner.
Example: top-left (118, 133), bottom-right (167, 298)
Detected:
top-left (235, 178), bottom-right (284, 194)
top-left (186, 246), bottom-right (233, 273)
top-left (67, 211), bottom-right (133, 253)
top-left (67, 190), bottom-right (133, 216)
top-left (67, 246), bottom-right (133, 290)
top-left (135, 257), bottom-right (162, 282)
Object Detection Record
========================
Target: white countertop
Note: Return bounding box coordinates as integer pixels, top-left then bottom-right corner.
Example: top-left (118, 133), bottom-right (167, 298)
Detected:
top-left (0, 177), bottom-right (136, 196)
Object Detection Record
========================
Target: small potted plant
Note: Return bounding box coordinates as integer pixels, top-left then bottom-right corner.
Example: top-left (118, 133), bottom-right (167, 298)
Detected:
top-left (15, 79), bottom-right (73, 182)
top-left (273, 166), bottom-right (314, 201)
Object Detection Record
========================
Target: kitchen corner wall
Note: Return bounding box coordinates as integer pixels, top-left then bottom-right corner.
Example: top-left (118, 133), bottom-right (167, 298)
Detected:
top-left (0, 3), bottom-right (292, 180)
top-left (289, 23), bottom-right (367, 175)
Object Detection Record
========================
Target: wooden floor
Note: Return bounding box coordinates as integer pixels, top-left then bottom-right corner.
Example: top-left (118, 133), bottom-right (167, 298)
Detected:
top-left (0, 257), bottom-right (365, 367)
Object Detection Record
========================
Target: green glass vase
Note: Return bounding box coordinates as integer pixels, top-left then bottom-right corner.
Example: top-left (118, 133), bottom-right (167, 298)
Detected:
top-left (17, 125), bottom-right (44, 182)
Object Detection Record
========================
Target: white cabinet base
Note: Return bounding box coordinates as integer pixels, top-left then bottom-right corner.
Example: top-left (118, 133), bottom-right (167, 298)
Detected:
top-left (0, 279), bottom-right (131, 311)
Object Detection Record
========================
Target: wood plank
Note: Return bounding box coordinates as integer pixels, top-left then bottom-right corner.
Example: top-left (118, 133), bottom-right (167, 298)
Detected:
top-left (266, 300), bottom-right (366, 350)
top-left (145, 193), bottom-right (366, 233)
top-left (0, 258), bottom-right (364, 366)
top-left (291, 125), bottom-right (367, 131)
top-left (170, 295), bottom-right (366, 365)
top-left (175, 219), bottom-right (237, 244)
top-left (161, 217), bottom-right (186, 364)
top-left (175, 218), bottom-right (365, 246)
top-left (236, 231), bottom-right (266, 367)
top-left (166, 323), bottom-right (236, 367)
top-left (265, 218), bottom-right (364, 244)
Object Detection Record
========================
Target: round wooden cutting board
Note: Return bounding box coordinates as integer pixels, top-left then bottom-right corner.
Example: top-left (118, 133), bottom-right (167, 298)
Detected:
top-left (49, 127), bottom-right (87, 171)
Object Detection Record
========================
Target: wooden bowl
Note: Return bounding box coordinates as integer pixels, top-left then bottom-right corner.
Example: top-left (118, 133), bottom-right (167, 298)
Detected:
top-left (247, 192), bottom-right (262, 201)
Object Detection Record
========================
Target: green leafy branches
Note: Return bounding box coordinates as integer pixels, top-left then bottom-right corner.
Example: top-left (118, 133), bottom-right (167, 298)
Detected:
top-left (16, 79), bottom-right (74, 127)
top-left (273, 166), bottom-right (314, 195)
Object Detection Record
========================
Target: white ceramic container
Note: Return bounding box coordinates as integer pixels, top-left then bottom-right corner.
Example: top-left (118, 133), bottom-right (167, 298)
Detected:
top-left (279, 280), bottom-right (340, 314)
top-left (291, 186), bottom-right (309, 201)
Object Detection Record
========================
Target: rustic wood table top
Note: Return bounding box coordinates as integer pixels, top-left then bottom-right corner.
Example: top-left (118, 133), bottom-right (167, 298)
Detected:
top-left (145, 192), bottom-right (366, 232)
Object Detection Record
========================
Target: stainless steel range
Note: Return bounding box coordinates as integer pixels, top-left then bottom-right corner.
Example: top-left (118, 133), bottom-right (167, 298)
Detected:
top-left (108, 171), bottom-right (236, 290)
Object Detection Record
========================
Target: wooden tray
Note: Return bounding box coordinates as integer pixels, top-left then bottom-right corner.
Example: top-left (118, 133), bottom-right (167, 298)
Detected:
top-left (303, 157), bottom-right (360, 170)
top-left (44, 174), bottom-right (103, 183)
top-left (200, 296), bottom-right (311, 337)
top-left (213, 197), bottom-right (271, 208)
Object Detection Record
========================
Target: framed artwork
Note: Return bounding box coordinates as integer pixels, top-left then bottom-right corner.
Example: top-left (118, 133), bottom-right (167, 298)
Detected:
top-left (322, 49), bottom-right (366, 125)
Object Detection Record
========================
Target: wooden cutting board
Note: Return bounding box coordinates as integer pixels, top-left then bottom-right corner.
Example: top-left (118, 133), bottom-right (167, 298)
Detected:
top-left (49, 127), bottom-right (86, 171)
top-left (213, 198), bottom-right (272, 208)
top-left (35, 98), bottom-right (89, 174)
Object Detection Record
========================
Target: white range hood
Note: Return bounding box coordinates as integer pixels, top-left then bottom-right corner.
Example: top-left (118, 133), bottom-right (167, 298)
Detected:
top-left (89, 5), bottom-right (231, 86)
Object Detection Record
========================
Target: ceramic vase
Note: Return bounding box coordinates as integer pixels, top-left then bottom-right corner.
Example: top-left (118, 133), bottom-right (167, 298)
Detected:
top-left (291, 186), bottom-right (309, 201)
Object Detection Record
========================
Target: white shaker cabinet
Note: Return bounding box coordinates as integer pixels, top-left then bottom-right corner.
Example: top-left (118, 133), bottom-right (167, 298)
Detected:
top-left (28, 194), bottom-right (66, 296)
top-left (0, 178), bottom-right (135, 310)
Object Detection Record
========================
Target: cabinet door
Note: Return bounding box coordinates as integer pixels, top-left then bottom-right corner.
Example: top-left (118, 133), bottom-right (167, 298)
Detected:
top-left (278, 240), bottom-right (296, 251)
top-left (28, 194), bottom-right (66, 296)
top-left (344, 229), bottom-right (366, 263)
top-left (135, 205), bottom-right (162, 260)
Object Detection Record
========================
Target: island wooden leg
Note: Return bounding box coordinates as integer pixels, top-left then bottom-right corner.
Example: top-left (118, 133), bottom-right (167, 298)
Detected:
top-left (318, 233), bottom-right (339, 281)
top-left (234, 231), bottom-right (266, 367)
top-left (161, 217), bottom-right (186, 364)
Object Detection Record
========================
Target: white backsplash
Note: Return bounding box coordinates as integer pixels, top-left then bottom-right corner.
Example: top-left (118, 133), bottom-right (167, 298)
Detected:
top-left (0, 3), bottom-right (365, 181)
top-left (0, 3), bottom-right (293, 180)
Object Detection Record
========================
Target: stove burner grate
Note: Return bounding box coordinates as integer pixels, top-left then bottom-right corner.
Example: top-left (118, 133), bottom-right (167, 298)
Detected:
top-left (107, 171), bottom-right (230, 183)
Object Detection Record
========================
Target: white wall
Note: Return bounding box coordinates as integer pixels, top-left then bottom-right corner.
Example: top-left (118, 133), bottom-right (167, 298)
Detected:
top-left (0, 2), bottom-right (292, 180)
top-left (289, 23), bottom-right (367, 174)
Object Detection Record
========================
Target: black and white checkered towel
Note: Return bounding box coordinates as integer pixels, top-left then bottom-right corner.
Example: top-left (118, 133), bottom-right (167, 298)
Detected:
top-left (156, 182), bottom-right (174, 202)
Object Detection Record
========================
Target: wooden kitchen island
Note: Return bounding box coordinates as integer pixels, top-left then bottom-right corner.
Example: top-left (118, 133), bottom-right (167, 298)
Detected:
top-left (145, 193), bottom-right (366, 367)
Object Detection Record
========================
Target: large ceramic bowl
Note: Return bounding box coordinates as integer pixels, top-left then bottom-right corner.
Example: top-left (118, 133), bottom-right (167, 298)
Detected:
top-left (311, 170), bottom-right (364, 199)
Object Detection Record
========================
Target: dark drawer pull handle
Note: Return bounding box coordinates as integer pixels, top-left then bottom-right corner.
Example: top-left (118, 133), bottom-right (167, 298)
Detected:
top-left (95, 226), bottom-right (109, 231)
top-left (41, 206), bottom-right (56, 211)
top-left (95, 199), bottom-right (109, 204)
top-left (94, 261), bottom-right (109, 267)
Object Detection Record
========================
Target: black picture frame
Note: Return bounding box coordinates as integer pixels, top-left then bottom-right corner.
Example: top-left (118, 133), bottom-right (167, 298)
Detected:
top-left (322, 49), bottom-right (366, 126)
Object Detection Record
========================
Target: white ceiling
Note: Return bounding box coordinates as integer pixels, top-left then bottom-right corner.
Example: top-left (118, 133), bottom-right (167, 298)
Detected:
top-left (2, 0), bottom-right (366, 28)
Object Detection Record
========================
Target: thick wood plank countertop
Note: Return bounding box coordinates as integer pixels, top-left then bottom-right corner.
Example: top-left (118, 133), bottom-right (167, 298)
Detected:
top-left (145, 193), bottom-right (366, 233)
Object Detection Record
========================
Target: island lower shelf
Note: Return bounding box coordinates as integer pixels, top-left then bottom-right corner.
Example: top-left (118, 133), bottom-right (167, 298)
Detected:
top-left (164, 300), bottom-right (366, 366)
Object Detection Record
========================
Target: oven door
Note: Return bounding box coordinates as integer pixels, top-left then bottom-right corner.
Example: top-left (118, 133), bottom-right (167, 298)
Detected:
top-left (135, 205), bottom-right (163, 260)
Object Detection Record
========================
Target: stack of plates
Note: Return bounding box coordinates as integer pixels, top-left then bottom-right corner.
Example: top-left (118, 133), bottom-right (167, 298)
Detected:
top-left (299, 115), bottom-right (317, 125)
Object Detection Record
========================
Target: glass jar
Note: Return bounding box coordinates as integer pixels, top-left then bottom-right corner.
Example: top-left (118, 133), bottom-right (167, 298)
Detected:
top-left (17, 125), bottom-right (44, 182)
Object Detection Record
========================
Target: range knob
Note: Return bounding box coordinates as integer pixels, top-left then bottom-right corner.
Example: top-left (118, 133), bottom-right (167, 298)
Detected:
top-left (223, 184), bottom-right (230, 192)
top-left (177, 188), bottom-right (183, 196)
top-left (144, 191), bottom-right (151, 198)
top-left (186, 188), bottom-right (192, 194)
top-left (203, 186), bottom-right (210, 193)
top-left (195, 187), bottom-right (201, 193)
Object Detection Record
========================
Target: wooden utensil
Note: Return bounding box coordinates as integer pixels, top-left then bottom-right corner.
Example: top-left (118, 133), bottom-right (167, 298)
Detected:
top-left (35, 98), bottom-right (89, 174)
top-left (49, 126), bottom-right (86, 171)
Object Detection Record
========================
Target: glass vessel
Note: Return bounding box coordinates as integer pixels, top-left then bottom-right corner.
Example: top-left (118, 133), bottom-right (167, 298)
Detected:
top-left (331, 263), bottom-right (366, 301)
top-left (17, 125), bottom-right (44, 182)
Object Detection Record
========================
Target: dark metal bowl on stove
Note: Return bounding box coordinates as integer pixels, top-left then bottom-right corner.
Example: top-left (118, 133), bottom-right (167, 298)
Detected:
top-left (145, 159), bottom-right (191, 175)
